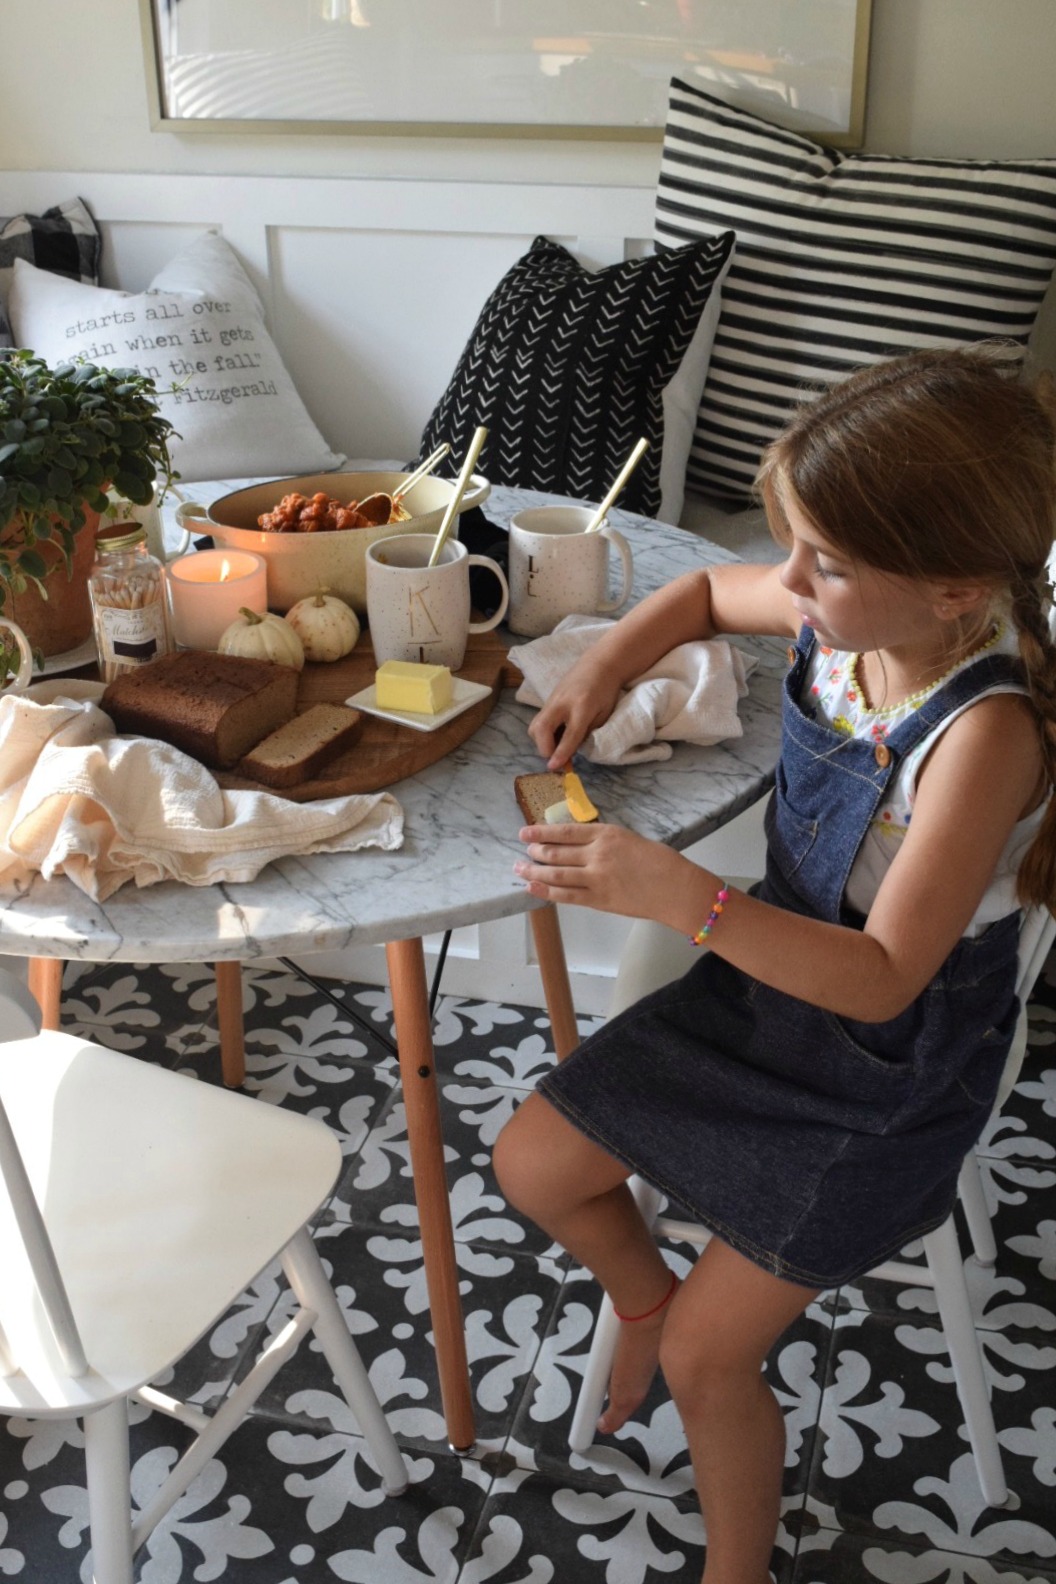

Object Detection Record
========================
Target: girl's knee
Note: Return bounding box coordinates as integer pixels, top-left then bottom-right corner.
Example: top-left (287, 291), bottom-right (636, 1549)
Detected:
top-left (658, 1312), bottom-right (767, 1407)
top-left (658, 1252), bottom-right (817, 1402)
top-left (494, 1090), bottom-right (627, 1218)
top-left (493, 1092), bottom-right (553, 1211)
top-left (659, 1312), bottom-right (725, 1402)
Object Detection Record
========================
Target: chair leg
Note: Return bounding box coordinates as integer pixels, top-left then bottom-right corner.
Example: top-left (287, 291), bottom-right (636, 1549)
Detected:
top-left (958, 1151), bottom-right (998, 1267)
top-left (570, 1293), bottom-right (621, 1453)
top-left (923, 1215), bottom-right (1008, 1507)
top-left (82, 1399), bottom-right (135, 1584)
top-left (569, 1175), bottom-right (667, 1454)
top-left (281, 1227), bottom-right (409, 1495)
top-left (213, 961), bottom-right (246, 1088)
top-left (27, 957), bottom-right (63, 1030)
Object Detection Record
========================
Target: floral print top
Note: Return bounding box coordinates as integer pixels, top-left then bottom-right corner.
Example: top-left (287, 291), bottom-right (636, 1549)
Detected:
top-left (800, 621), bottom-right (1041, 931)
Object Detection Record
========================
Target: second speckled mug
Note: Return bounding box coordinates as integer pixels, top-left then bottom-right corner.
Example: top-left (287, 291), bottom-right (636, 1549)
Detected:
top-left (365, 533), bottom-right (509, 670)
top-left (508, 505), bottom-right (634, 637)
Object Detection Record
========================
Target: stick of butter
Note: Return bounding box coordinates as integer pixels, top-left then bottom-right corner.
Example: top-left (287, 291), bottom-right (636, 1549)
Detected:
top-left (563, 770), bottom-right (599, 822)
top-left (375, 660), bottom-right (454, 715)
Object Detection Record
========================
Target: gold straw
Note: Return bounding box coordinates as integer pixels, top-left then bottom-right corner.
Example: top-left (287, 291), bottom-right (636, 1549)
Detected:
top-left (583, 436), bottom-right (650, 533)
top-left (427, 426), bottom-right (488, 567)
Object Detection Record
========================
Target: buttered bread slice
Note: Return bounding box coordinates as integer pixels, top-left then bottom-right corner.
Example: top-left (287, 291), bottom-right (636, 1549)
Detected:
top-left (515, 770), bottom-right (599, 825)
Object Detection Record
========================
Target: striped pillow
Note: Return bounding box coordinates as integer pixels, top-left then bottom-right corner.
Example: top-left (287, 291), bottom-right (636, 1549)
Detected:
top-left (655, 79), bottom-right (1056, 502)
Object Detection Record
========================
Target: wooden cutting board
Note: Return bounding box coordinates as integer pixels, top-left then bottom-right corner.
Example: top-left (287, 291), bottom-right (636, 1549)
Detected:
top-left (216, 629), bottom-right (521, 801)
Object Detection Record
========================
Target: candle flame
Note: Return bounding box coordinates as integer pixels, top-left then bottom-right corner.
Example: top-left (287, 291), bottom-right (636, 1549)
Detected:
top-left (219, 558), bottom-right (233, 582)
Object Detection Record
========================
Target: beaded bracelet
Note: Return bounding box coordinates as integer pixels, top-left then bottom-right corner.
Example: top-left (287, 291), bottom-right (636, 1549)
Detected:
top-left (688, 883), bottom-right (730, 946)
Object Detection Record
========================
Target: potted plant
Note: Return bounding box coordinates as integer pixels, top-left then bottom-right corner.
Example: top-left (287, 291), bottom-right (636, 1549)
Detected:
top-left (0, 350), bottom-right (177, 659)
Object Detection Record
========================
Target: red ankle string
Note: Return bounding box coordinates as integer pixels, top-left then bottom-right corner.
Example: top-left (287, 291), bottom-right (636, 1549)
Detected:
top-left (613, 1268), bottom-right (678, 1323)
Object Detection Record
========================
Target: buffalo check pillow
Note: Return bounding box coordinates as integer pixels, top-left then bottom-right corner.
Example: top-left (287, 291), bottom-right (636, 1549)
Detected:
top-left (656, 79), bottom-right (1056, 501)
top-left (419, 230), bottom-right (735, 525)
top-left (0, 197), bottom-right (101, 347)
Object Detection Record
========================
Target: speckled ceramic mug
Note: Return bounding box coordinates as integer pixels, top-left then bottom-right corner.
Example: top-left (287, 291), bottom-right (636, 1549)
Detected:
top-left (508, 505), bottom-right (633, 637)
top-left (365, 533), bottom-right (508, 670)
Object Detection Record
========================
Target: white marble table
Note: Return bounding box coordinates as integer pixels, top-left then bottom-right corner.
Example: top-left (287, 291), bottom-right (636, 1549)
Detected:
top-left (0, 483), bottom-right (784, 1449)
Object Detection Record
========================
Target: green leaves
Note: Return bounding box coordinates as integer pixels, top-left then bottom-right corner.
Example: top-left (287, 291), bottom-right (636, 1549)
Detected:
top-left (111, 471), bottom-right (153, 504)
top-left (0, 350), bottom-right (179, 611)
top-left (15, 548), bottom-right (48, 581)
top-left (46, 467), bottom-right (74, 499)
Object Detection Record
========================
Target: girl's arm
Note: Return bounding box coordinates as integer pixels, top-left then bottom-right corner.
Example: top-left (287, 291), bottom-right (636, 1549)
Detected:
top-left (516, 692), bottom-right (1044, 1023)
top-left (529, 561), bottom-right (798, 768)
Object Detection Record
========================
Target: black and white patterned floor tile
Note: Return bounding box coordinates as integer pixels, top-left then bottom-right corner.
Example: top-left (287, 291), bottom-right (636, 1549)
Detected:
top-left (0, 954), bottom-right (1053, 1582)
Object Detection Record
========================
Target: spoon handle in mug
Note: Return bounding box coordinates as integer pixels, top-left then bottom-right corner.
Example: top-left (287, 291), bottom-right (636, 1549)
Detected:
top-left (428, 426), bottom-right (488, 568)
top-left (584, 436), bottom-right (650, 534)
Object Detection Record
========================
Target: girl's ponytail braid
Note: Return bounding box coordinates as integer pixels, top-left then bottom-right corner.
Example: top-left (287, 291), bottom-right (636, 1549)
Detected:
top-left (1012, 572), bottom-right (1056, 911)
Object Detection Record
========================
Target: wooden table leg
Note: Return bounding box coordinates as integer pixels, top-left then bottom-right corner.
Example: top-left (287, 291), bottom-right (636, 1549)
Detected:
top-left (385, 936), bottom-right (475, 1452)
top-left (27, 956), bottom-right (249, 1090)
top-left (213, 961), bottom-right (247, 1088)
top-left (28, 957), bottom-right (63, 1030)
top-left (530, 905), bottom-right (580, 1060)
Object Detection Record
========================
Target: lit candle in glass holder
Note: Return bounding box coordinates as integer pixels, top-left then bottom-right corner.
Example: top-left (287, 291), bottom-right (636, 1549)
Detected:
top-left (166, 550), bottom-right (268, 650)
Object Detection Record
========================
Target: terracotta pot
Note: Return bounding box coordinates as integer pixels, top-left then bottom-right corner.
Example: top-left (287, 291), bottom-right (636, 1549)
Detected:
top-left (5, 508), bottom-right (100, 657)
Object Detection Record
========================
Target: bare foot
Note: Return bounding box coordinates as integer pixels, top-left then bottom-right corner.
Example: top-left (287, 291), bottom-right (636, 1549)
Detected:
top-left (597, 1276), bottom-right (681, 1435)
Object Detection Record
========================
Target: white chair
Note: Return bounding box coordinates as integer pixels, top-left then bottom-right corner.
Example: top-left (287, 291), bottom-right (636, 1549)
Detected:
top-left (0, 965), bottom-right (407, 1584)
top-left (569, 903), bottom-right (1055, 1510)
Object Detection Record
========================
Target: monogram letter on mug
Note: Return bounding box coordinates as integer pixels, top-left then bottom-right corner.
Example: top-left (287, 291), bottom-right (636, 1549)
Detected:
top-left (366, 533), bottom-right (509, 670)
top-left (508, 506), bottom-right (634, 638)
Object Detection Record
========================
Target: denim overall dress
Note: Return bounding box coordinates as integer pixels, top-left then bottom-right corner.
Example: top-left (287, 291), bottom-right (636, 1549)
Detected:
top-left (539, 627), bottom-right (1024, 1288)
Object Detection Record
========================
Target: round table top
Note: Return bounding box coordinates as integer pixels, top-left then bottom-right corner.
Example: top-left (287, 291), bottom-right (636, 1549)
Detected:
top-left (0, 484), bottom-right (784, 964)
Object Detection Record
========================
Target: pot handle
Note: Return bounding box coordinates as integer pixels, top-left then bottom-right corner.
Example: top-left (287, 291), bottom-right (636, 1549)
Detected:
top-left (171, 501), bottom-right (210, 561)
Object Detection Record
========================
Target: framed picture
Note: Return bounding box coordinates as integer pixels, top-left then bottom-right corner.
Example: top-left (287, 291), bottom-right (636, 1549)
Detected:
top-left (141, 0), bottom-right (872, 145)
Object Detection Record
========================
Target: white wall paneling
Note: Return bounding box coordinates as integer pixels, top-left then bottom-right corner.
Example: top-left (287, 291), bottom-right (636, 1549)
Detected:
top-left (0, 171), bottom-right (655, 466)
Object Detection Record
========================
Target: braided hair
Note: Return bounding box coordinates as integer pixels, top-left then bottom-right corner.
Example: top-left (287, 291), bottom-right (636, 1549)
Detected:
top-left (756, 345), bottom-right (1056, 912)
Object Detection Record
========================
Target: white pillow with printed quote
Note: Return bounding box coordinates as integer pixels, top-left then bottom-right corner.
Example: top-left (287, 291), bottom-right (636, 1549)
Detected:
top-left (7, 231), bottom-right (345, 483)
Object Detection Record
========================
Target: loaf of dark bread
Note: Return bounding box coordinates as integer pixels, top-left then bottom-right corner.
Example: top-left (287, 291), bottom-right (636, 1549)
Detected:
top-left (238, 703), bottom-right (362, 788)
top-left (102, 651), bottom-right (300, 770)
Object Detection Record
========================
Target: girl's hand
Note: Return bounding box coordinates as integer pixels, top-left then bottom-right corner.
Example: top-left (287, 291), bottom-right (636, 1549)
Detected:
top-left (524, 564), bottom-right (796, 769)
top-left (514, 821), bottom-right (690, 923)
top-left (527, 661), bottom-right (622, 768)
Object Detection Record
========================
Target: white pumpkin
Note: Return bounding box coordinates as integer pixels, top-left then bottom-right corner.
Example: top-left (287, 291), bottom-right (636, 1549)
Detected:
top-left (285, 590), bottom-right (360, 663)
top-left (218, 606), bottom-right (305, 670)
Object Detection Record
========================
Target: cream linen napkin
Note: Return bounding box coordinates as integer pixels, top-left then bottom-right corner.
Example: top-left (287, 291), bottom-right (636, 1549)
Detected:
top-left (0, 684), bottom-right (403, 901)
top-left (509, 613), bottom-right (757, 765)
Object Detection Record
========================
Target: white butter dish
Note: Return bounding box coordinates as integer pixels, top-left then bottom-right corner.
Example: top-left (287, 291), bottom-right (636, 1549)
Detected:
top-left (345, 676), bottom-right (492, 733)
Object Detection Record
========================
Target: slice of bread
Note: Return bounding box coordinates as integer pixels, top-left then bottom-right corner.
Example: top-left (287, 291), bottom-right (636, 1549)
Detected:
top-left (515, 770), bottom-right (601, 825)
top-left (515, 770), bottom-right (600, 825)
top-left (238, 703), bottom-right (362, 789)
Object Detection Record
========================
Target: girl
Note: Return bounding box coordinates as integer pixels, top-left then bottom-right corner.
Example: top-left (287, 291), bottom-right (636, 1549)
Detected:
top-left (492, 347), bottom-right (1056, 1584)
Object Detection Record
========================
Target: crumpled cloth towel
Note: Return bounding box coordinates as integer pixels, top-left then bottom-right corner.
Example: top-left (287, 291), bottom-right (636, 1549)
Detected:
top-left (509, 613), bottom-right (757, 765)
top-left (0, 684), bottom-right (403, 901)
